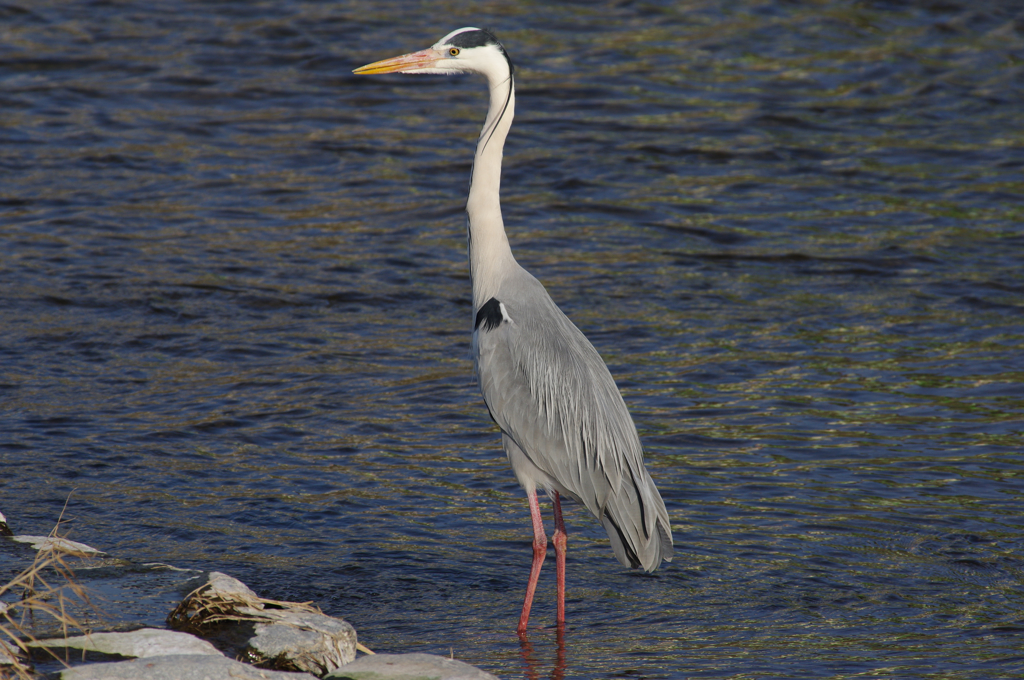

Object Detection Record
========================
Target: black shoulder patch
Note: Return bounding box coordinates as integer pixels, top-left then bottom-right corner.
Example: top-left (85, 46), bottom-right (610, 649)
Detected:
top-left (475, 297), bottom-right (503, 332)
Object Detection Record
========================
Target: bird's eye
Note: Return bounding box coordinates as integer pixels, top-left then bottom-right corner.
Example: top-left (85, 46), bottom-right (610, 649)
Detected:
top-left (449, 47), bottom-right (460, 57)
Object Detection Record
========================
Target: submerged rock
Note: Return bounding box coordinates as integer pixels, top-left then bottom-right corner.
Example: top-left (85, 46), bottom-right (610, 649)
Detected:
top-left (326, 653), bottom-right (501, 680)
top-left (1, 516), bottom-right (499, 680)
top-left (51, 653), bottom-right (320, 680)
top-left (9, 535), bottom-right (104, 555)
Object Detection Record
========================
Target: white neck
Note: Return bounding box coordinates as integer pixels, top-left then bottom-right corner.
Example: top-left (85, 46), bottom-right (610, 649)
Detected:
top-left (467, 68), bottom-right (517, 310)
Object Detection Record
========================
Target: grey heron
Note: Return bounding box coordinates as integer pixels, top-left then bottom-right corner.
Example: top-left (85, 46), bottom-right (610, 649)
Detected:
top-left (354, 27), bottom-right (673, 634)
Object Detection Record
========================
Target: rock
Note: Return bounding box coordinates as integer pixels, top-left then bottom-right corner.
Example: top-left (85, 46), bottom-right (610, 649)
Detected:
top-left (200, 571), bottom-right (265, 607)
top-left (169, 571), bottom-right (359, 674)
top-left (167, 571), bottom-right (264, 631)
top-left (28, 628), bottom-right (222, 660)
top-left (51, 653), bottom-right (320, 680)
top-left (9, 535), bottom-right (104, 555)
top-left (325, 653), bottom-right (501, 680)
top-left (1, 637), bottom-right (29, 668)
top-left (242, 608), bottom-right (358, 674)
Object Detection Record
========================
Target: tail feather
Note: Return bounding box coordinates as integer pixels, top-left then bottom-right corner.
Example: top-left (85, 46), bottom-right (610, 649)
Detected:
top-left (602, 506), bottom-right (673, 572)
top-left (601, 512), bottom-right (641, 569)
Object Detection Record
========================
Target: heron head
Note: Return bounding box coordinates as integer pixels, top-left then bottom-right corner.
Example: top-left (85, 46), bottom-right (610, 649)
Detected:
top-left (353, 27), bottom-right (514, 79)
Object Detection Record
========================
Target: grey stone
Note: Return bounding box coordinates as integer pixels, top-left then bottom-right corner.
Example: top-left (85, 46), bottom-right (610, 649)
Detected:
top-left (52, 653), bottom-right (320, 680)
top-left (167, 571), bottom-right (266, 631)
top-left (325, 653), bottom-right (501, 680)
top-left (1, 637), bottom-right (27, 666)
top-left (29, 628), bottom-right (222, 659)
top-left (169, 571), bottom-right (360, 675)
top-left (201, 571), bottom-right (264, 606)
top-left (242, 608), bottom-right (358, 674)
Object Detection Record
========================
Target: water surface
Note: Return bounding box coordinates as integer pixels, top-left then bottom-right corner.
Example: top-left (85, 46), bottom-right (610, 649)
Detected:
top-left (2, 1), bottom-right (1023, 678)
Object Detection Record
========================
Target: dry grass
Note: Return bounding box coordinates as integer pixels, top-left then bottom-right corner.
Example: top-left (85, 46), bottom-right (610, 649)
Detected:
top-left (167, 584), bottom-right (320, 632)
top-left (0, 519), bottom-right (94, 679)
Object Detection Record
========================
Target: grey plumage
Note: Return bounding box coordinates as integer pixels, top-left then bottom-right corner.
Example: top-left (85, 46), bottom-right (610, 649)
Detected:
top-left (355, 26), bottom-right (673, 632)
top-left (473, 273), bottom-right (673, 571)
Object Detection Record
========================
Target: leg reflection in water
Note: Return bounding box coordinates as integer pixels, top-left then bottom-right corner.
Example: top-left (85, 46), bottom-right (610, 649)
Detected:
top-left (518, 624), bottom-right (567, 680)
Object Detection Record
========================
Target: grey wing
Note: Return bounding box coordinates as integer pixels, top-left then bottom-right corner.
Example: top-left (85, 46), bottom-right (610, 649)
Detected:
top-left (472, 277), bottom-right (673, 572)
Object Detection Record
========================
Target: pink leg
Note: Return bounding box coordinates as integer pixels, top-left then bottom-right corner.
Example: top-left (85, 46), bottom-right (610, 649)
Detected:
top-left (552, 491), bottom-right (567, 627)
top-left (517, 489), bottom-right (547, 635)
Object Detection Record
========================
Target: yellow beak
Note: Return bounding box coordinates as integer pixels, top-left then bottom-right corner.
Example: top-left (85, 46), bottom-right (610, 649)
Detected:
top-left (353, 48), bottom-right (440, 75)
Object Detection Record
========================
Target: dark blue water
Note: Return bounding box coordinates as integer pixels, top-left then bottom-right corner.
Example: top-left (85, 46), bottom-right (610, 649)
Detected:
top-left (2, 1), bottom-right (1023, 678)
